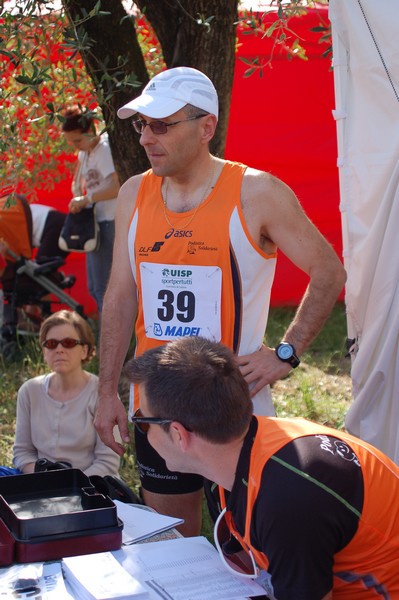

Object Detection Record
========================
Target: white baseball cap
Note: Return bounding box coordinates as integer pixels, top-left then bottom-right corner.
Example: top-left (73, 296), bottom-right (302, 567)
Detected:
top-left (117, 67), bottom-right (219, 120)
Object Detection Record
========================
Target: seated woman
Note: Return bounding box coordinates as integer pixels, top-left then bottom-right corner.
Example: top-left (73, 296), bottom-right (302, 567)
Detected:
top-left (11, 309), bottom-right (121, 477)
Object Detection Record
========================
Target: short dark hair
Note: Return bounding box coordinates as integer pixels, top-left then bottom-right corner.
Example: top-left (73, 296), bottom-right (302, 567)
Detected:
top-left (39, 310), bottom-right (96, 363)
top-left (61, 105), bottom-right (96, 134)
top-left (183, 103), bottom-right (210, 118)
top-left (123, 337), bottom-right (252, 443)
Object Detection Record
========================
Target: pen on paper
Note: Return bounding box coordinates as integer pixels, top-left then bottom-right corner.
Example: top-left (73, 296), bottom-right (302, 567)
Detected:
top-left (146, 579), bottom-right (174, 599)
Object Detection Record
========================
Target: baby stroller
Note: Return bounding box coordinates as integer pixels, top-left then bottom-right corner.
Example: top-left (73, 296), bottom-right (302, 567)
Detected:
top-left (0, 194), bottom-right (85, 359)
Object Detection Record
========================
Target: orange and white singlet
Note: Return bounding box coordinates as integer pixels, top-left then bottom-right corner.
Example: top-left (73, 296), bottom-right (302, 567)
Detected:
top-left (128, 161), bottom-right (277, 415)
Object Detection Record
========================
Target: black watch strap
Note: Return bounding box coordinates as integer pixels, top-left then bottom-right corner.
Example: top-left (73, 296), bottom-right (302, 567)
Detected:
top-left (275, 342), bottom-right (300, 368)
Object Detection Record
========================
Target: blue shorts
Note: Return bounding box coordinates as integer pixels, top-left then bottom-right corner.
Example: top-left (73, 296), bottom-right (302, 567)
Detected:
top-left (86, 220), bottom-right (115, 312)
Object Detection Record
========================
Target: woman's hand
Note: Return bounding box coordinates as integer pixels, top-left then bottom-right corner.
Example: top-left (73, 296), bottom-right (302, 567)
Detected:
top-left (69, 195), bottom-right (90, 213)
top-left (0, 237), bottom-right (9, 256)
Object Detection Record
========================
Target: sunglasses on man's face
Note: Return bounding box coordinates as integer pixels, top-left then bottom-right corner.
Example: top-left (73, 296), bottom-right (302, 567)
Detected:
top-left (131, 113), bottom-right (207, 135)
top-left (214, 507), bottom-right (260, 579)
top-left (132, 407), bottom-right (173, 435)
top-left (42, 338), bottom-right (84, 350)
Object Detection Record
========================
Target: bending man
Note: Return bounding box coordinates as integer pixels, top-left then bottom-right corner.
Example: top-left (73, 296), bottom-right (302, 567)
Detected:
top-left (125, 336), bottom-right (399, 600)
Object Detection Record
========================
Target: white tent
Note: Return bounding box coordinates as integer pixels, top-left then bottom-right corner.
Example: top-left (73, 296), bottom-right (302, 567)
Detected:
top-left (330, 0), bottom-right (399, 462)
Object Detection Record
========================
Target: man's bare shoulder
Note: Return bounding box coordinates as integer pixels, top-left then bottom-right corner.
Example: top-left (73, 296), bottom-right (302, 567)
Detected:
top-left (119, 172), bottom-right (144, 201)
top-left (241, 167), bottom-right (295, 216)
top-left (240, 167), bottom-right (307, 250)
top-left (117, 173), bottom-right (145, 216)
top-left (242, 167), bottom-right (290, 197)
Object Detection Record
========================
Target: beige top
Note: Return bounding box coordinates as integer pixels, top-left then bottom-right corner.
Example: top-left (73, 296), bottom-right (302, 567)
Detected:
top-left (13, 372), bottom-right (120, 477)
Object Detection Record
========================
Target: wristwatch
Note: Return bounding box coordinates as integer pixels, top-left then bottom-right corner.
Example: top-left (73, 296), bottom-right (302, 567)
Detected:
top-left (275, 342), bottom-right (300, 368)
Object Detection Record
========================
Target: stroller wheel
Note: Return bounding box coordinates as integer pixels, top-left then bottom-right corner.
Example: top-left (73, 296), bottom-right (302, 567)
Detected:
top-left (59, 275), bottom-right (76, 289)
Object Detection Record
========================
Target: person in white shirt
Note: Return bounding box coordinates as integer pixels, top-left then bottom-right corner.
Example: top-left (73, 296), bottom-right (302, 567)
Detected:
top-left (61, 106), bottom-right (120, 313)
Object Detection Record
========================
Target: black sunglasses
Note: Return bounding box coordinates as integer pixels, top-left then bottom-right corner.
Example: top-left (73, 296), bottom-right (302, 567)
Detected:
top-left (132, 408), bottom-right (173, 435)
top-left (214, 507), bottom-right (259, 579)
top-left (42, 338), bottom-right (84, 350)
top-left (131, 114), bottom-right (208, 135)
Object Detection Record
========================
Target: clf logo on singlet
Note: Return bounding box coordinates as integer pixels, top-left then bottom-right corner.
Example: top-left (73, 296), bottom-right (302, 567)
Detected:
top-left (138, 241), bottom-right (164, 255)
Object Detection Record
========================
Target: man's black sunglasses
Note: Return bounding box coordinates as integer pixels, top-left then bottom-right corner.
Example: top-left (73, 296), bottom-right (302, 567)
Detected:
top-left (131, 114), bottom-right (208, 135)
top-left (132, 408), bottom-right (173, 434)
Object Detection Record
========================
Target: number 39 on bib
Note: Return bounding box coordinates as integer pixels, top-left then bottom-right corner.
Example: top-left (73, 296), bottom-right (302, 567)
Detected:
top-left (140, 262), bottom-right (222, 342)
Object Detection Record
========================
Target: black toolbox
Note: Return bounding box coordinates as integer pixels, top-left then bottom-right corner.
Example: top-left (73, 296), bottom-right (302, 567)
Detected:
top-left (0, 469), bottom-right (122, 565)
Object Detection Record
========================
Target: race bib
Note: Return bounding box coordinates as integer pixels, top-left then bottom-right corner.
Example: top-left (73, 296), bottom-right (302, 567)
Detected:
top-left (140, 262), bottom-right (222, 341)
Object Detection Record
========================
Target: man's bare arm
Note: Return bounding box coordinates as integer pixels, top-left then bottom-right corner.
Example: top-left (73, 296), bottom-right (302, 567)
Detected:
top-left (94, 175), bottom-right (141, 454)
top-left (238, 171), bottom-right (346, 395)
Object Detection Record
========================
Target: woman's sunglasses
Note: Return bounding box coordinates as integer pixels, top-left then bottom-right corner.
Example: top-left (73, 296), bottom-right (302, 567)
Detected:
top-left (214, 507), bottom-right (259, 579)
top-left (132, 408), bottom-right (173, 435)
top-left (42, 338), bottom-right (84, 350)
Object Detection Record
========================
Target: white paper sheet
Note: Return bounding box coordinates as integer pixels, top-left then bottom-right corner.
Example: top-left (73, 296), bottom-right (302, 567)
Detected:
top-left (113, 536), bottom-right (268, 600)
top-left (114, 501), bottom-right (183, 545)
top-left (62, 551), bottom-right (148, 599)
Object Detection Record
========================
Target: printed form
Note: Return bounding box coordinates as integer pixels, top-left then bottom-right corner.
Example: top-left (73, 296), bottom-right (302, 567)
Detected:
top-left (113, 536), bottom-right (268, 600)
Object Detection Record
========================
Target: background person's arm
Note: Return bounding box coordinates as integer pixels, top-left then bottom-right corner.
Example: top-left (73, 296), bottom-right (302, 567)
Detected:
top-left (94, 176), bottom-right (141, 455)
top-left (84, 426), bottom-right (122, 477)
top-left (69, 172), bottom-right (120, 213)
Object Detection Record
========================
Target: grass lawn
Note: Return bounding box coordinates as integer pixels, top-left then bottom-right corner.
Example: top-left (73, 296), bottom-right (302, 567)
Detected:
top-left (0, 302), bottom-right (352, 539)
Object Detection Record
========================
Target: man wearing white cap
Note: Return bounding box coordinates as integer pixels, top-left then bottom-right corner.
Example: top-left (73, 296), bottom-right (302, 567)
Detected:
top-left (95, 67), bottom-right (346, 536)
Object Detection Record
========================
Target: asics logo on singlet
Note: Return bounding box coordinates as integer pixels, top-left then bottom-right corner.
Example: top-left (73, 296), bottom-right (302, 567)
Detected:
top-left (165, 228), bottom-right (193, 239)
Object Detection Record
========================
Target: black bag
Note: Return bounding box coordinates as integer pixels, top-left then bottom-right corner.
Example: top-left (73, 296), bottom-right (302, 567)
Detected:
top-left (34, 460), bottom-right (141, 504)
top-left (34, 458), bottom-right (72, 472)
top-left (89, 475), bottom-right (142, 504)
top-left (58, 205), bottom-right (100, 253)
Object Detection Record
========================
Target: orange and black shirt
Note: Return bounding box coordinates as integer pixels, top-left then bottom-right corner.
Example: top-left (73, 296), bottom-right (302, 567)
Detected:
top-left (219, 416), bottom-right (399, 599)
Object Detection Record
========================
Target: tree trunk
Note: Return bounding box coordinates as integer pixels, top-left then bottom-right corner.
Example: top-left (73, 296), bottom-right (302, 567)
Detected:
top-left (135, 0), bottom-right (239, 158)
top-left (62, 0), bottom-right (150, 183)
top-left (62, 0), bottom-right (239, 182)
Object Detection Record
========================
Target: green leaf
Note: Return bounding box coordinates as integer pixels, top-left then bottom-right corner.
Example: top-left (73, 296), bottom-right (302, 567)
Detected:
top-left (15, 75), bottom-right (34, 84)
top-left (265, 20), bottom-right (280, 38)
top-left (244, 67), bottom-right (256, 78)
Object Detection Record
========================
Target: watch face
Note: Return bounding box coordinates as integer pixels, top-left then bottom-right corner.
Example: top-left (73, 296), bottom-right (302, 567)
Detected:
top-left (278, 344), bottom-right (293, 360)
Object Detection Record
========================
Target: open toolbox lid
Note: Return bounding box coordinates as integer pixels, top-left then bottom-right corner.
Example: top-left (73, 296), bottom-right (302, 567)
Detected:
top-left (0, 469), bottom-right (119, 540)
